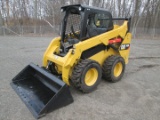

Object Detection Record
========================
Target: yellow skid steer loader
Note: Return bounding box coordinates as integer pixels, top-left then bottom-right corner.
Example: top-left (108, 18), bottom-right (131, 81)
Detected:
top-left (11, 4), bottom-right (132, 118)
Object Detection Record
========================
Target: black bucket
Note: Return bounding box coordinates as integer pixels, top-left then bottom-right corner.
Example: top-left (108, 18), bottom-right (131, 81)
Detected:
top-left (10, 63), bottom-right (73, 119)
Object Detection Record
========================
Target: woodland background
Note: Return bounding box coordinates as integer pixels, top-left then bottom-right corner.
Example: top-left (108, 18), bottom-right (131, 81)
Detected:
top-left (0, 0), bottom-right (160, 38)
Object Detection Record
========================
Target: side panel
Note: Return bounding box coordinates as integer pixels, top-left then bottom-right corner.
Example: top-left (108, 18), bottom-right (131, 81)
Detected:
top-left (89, 48), bottom-right (119, 66)
top-left (119, 33), bottom-right (132, 64)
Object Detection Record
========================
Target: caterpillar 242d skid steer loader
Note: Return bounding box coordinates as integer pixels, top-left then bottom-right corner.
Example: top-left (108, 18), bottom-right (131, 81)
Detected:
top-left (11, 4), bottom-right (132, 119)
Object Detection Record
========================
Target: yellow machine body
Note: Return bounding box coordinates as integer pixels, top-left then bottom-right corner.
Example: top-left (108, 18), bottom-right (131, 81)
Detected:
top-left (43, 21), bottom-right (132, 85)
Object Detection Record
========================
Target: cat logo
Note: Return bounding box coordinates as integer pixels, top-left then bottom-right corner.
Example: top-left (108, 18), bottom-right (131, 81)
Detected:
top-left (120, 44), bottom-right (130, 50)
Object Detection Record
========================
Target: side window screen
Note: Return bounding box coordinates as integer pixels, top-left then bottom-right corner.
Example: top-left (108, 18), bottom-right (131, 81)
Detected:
top-left (94, 13), bottom-right (110, 28)
top-left (87, 13), bottom-right (113, 38)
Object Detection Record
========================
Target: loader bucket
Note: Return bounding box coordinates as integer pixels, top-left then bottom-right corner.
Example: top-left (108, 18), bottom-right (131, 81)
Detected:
top-left (10, 63), bottom-right (73, 119)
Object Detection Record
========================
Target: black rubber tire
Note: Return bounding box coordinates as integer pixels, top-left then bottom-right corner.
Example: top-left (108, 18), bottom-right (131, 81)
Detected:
top-left (102, 55), bottom-right (125, 82)
top-left (70, 59), bottom-right (102, 93)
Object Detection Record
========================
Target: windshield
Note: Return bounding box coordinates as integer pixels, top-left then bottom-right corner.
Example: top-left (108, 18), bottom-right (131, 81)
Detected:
top-left (65, 13), bottom-right (81, 35)
top-left (60, 8), bottom-right (82, 44)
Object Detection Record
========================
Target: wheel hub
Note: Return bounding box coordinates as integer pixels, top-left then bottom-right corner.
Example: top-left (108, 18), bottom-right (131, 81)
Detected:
top-left (84, 68), bottom-right (98, 86)
top-left (114, 62), bottom-right (123, 77)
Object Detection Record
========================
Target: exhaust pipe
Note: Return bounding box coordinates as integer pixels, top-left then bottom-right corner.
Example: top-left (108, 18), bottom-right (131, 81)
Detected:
top-left (11, 63), bottom-right (73, 118)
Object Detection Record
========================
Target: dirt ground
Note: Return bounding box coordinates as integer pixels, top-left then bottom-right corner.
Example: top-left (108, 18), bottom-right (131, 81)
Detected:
top-left (0, 36), bottom-right (160, 120)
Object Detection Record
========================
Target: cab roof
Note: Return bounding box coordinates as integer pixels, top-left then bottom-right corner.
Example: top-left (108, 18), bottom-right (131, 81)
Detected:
top-left (61, 4), bottom-right (110, 13)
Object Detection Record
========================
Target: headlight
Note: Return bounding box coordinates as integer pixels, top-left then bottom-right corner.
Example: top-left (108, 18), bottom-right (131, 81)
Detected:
top-left (61, 9), bottom-right (64, 12)
top-left (79, 7), bottom-right (82, 11)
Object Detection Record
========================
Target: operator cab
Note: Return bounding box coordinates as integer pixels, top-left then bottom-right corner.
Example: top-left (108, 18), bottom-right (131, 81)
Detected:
top-left (60, 4), bottom-right (113, 53)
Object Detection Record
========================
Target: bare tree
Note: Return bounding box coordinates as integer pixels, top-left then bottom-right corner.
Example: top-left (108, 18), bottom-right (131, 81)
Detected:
top-left (0, 11), bottom-right (3, 35)
top-left (34, 0), bottom-right (37, 33)
top-left (153, 0), bottom-right (160, 37)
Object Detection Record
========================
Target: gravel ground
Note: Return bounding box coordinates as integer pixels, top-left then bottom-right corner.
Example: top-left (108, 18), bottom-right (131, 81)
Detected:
top-left (0, 36), bottom-right (160, 120)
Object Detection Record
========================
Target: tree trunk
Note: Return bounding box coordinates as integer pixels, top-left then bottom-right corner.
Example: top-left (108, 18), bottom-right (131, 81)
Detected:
top-left (6, 0), bottom-right (9, 26)
top-left (34, 0), bottom-right (37, 34)
top-left (0, 11), bottom-right (4, 35)
top-left (153, 1), bottom-right (160, 38)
